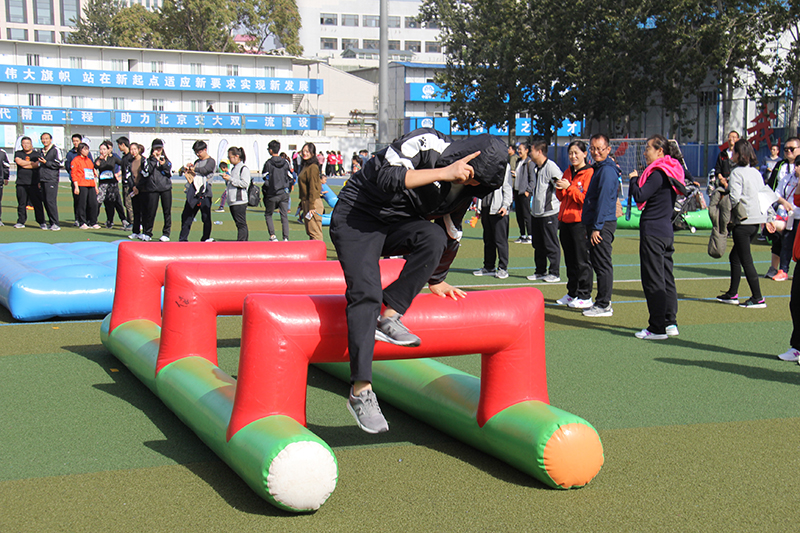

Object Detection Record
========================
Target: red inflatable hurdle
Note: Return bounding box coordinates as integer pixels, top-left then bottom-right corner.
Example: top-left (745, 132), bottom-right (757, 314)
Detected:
top-left (109, 240), bottom-right (327, 331)
top-left (157, 259), bottom-right (405, 372)
top-left (229, 289), bottom-right (547, 435)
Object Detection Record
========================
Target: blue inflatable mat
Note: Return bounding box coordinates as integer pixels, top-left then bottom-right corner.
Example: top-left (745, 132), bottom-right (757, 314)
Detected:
top-left (0, 241), bottom-right (119, 321)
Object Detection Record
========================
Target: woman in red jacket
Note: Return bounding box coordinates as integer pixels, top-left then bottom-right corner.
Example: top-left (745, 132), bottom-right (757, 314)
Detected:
top-left (554, 140), bottom-right (594, 308)
top-left (71, 142), bottom-right (100, 229)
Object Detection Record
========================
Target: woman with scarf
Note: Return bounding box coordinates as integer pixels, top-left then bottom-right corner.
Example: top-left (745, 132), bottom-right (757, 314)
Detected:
top-left (628, 134), bottom-right (686, 340)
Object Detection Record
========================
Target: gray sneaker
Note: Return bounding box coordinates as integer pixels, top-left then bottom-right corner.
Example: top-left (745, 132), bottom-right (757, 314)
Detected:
top-left (347, 388), bottom-right (389, 434)
top-left (375, 314), bottom-right (421, 347)
top-left (542, 274), bottom-right (561, 283)
top-left (472, 268), bottom-right (495, 276)
top-left (495, 268), bottom-right (509, 279)
top-left (583, 305), bottom-right (613, 317)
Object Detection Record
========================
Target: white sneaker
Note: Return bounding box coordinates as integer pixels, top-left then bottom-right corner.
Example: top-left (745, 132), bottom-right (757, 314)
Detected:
top-left (513, 236), bottom-right (526, 244)
top-left (159, 235), bottom-right (170, 242)
top-left (665, 325), bottom-right (679, 336)
top-left (14, 223), bottom-right (25, 229)
top-left (49, 224), bottom-right (61, 231)
top-left (555, 294), bottom-right (574, 306)
top-left (139, 234), bottom-right (152, 241)
top-left (541, 274), bottom-right (561, 283)
top-left (583, 305), bottom-right (613, 317)
top-left (569, 298), bottom-right (593, 309)
top-left (473, 268), bottom-right (496, 276)
top-left (495, 268), bottom-right (509, 279)
top-left (269, 235), bottom-right (278, 241)
top-left (128, 233), bottom-right (140, 240)
top-left (526, 273), bottom-right (546, 281)
top-left (635, 328), bottom-right (668, 340)
top-left (777, 348), bottom-right (800, 362)
top-left (203, 238), bottom-right (215, 242)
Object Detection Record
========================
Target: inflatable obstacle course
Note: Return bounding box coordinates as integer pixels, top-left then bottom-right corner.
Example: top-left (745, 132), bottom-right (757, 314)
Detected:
top-left (0, 241), bottom-right (120, 321)
top-left (101, 242), bottom-right (604, 512)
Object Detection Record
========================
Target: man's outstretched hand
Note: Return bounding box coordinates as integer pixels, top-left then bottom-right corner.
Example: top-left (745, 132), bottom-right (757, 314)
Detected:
top-left (429, 281), bottom-right (467, 300)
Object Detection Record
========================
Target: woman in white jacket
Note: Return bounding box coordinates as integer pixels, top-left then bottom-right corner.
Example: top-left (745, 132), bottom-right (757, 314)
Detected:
top-left (222, 146), bottom-right (250, 241)
top-left (717, 139), bottom-right (769, 308)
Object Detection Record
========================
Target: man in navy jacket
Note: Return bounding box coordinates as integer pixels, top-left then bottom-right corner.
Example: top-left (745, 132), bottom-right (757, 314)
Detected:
top-left (582, 134), bottom-right (621, 317)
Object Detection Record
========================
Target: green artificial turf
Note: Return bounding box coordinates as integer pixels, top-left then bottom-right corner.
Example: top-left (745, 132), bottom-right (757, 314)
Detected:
top-left (2, 190), bottom-right (799, 531)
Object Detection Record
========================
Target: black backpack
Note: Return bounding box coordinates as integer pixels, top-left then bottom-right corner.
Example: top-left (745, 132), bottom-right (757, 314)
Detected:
top-left (248, 180), bottom-right (260, 207)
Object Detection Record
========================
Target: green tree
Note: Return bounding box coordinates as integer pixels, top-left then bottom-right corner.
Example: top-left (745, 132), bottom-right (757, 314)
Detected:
top-left (66, 0), bottom-right (122, 46)
top-left (111, 4), bottom-right (163, 49)
top-left (239, 0), bottom-right (302, 55)
top-left (159, 0), bottom-right (238, 52)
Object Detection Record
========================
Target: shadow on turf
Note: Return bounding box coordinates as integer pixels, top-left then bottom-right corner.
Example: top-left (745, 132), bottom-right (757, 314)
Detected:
top-left (654, 357), bottom-right (800, 385)
top-left (305, 367), bottom-right (548, 491)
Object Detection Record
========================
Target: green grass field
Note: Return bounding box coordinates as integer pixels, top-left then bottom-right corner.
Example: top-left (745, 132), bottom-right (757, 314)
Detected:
top-left (1, 183), bottom-right (799, 532)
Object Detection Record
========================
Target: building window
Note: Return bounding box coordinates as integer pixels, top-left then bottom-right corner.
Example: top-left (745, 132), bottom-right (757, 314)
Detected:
top-left (405, 41), bottom-right (421, 53)
top-left (388, 40), bottom-right (400, 51)
top-left (28, 93), bottom-right (42, 106)
top-left (342, 38), bottom-right (358, 51)
top-left (388, 16), bottom-right (400, 28)
top-left (70, 56), bottom-right (82, 69)
top-left (320, 13), bottom-right (337, 25)
top-left (227, 101), bottom-right (239, 114)
top-left (425, 41), bottom-right (441, 53)
top-left (33, 0), bottom-right (53, 25)
top-left (7, 28), bottom-right (28, 40)
top-left (341, 14), bottom-right (358, 27)
top-left (112, 97), bottom-right (124, 110)
top-left (363, 15), bottom-right (379, 27)
top-left (111, 59), bottom-right (126, 71)
top-left (226, 64), bottom-right (239, 76)
top-left (320, 38), bottom-right (337, 50)
top-left (190, 100), bottom-right (203, 112)
top-left (71, 95), bottom-right (84, 108)
top-left (363, 39), bottom-right (379, 50)
top-left (151, 61), bottom-right (164, 73)
top-left (34, 30), bottom-right (54, 43)
top-left (263, 102), bottom-right (275, 114)
top-left (426, 20), bottom-right (439, 30)
top-left (262, 66), bottom-right (275, 77)
top-left (26, 54), bottom-right (40, 66)
top-left (61, 0), bottom-right (78, 25)
top-left (405, 17), bottom-right (419, 29)
top-left (6, 0), bottom-right (26, 23)
top-left (152, 99), bottom-right (164, 111)
top-left (190, 63), bottom-right (202, 75)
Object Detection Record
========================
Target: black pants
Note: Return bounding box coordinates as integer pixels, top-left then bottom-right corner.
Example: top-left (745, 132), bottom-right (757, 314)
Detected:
top-left (230, 204), bottom-right (249, 241)
top-left (0, 183), bottom-right (4, 221)
top-left (100, 182), bottom-right (126, 225)
top-left (779, 225), bottom-right (798, 273)
top-left (531, 214), bottom-right (560, 276)
top-left (16, 183), bottom-right (44, 225)
top-left (639, 234), bottom-right (677, 334)
top-left (727, 224), bottom-right (762, 300)
top-left (588, 220), bottom-right (616, 308)
top-left (264, 191), bottom-right (290, 239)
top-left (142, 189), bottom-right (172, 238)
top-left (131, 193), bottom-right (143, 234)
top-left (559, 221), bottom-right (592, 299)
top-left (75, 186), bottom-right (98, 226)
top-left (790, 261), bottom-right (800, 349)
top-left (179, 197), bottom-right (212, 241)
top-left (39, 181), bottom-right (59, 226)
top-left (481, 206), bottom-right (510, 270)
top-left (514, 191), bottom-right (532, 238)
top-left (330, 201), bottom-right (447, 383)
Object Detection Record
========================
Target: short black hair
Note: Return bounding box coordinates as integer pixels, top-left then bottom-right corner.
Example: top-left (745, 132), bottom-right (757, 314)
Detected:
top-left (268, 140), bottom-right (280, 154)
top-left (116, 136), bottom-right (130, 147)
top-left (72, 133), bottom-right (83, 141)
top-left (589, 133), bottom-right (610, 147)
top-left (192, 140), bottom-right (208, 153)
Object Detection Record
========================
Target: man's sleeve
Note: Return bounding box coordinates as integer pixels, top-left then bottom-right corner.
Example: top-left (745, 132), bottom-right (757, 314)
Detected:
top-left (0, 150), bottom-right (9, 180)
top-left (428, 200), bottom-right (471, 285)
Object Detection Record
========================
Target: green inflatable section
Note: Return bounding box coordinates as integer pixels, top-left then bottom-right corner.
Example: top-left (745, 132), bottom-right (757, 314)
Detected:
top-left (101, 319), bottom-right (338, 512)
top-left (617, 208), bottom-right (712, 230)
top-left (316, 359), bottom-right (603, 489)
